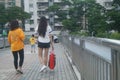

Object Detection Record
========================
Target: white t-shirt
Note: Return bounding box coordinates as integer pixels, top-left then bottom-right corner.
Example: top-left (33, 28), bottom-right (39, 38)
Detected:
top-left (35, 25), bottom-right (52, 43)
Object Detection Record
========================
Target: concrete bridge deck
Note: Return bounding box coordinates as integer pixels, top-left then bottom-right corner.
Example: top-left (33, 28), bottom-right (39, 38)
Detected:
top-left (0, 43), bottom-right (78, 80)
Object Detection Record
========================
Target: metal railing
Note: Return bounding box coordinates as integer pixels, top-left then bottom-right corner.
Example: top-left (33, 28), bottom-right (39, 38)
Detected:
top-left (0, 35), bottom-right (30, 49)
top-left (0, 37), bottom-right (9, 48)
top-left (60, 35), bottom-right (120, 80)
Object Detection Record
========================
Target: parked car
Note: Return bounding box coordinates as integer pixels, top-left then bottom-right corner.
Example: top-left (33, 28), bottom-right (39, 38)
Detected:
top-left (53, 35), bottom-right (59, 43)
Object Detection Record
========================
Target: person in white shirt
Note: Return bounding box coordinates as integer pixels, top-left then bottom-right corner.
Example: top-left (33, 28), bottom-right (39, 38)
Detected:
top-left (35, 16), bottom-right (54, 72)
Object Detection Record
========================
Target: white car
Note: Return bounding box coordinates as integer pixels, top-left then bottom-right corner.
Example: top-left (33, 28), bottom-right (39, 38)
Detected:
top-left (53, 36), bottom-right (59, 43)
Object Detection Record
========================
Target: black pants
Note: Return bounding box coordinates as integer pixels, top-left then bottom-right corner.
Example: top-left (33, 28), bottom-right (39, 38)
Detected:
top-left (12, 49), bottom-right (24, 69)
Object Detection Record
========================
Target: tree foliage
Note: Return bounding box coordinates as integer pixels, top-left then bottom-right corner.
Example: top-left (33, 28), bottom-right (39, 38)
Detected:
top-left (105, 0), bottom-right (120, 32)
top-left (47, 4), bottom-right (60, 12)
top-left (86, 2), bottom-right (108, 34)
top-left (6, 6), bottom-right (31, 21)
top-left (56, 11), bottom-right (67, 21)
top-left (113, 0), bottom-right (120, 6)
top-left (61, 0), bottom-right (72, 6)
top-left (0, 5), bottom-right (31, 27)
top-left (106, 9), bottom-right (120, 32)
top-left (0, 4), bottom-right (8, 25)
top-left (66, 0), bottom-right (107, 34)
top-left (62, 19), bottom-right (79, 32)
top-left (48, 0), bottom-right (120, 36)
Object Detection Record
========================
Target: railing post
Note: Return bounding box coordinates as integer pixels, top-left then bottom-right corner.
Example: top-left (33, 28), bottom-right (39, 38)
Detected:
top-left (80, 39), bottom-right (84, 80)
top-left (117, 51), bottom-right (120, 80)
top-left (111, 49), bottom-right (120, 80)
top-left (71, 36), bottom-right (74, 60)
top-left (111, 49), bottom-right (117, 80)
top-left (60, 35), bottom-right (120, 80)
top-left (80, 39), bottom-right (85, 50)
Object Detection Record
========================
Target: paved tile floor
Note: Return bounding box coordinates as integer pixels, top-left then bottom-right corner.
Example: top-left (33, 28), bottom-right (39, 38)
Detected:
top-left (0, 43), bottom-right (77, 80)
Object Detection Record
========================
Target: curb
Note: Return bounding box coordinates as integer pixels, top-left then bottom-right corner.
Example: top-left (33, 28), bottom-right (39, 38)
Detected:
top-left (63, 46), bottom-right (81, 80)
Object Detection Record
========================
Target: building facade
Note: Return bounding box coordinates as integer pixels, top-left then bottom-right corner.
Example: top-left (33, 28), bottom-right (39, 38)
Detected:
top-left (0, 0), bottom-right (22, 7)
top-left (24, 0), bottom-right (62, 31)
top-left (96, 0), bottom-right (113, 9)
top-left (24, 0), bottom-right (114, 31)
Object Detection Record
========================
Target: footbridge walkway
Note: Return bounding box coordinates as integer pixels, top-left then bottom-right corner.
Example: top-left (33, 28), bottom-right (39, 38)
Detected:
top-left (0, 35), bottom-right (120, 80)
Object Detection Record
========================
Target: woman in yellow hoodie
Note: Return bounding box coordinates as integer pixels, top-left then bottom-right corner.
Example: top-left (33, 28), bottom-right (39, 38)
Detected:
top-left (8, 20), bottom-right (25, 74)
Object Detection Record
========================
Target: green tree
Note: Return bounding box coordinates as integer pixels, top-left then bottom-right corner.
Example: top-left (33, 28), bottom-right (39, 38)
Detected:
top-left (68, 0), bottom-right (108, 36)
top-left (86, 2), bottom-right (107, 35)
top-left (48, 0), bottom-right (107, 34)
top-left (0, 6), bottom-right (31, 29)
top-left (113, 0), bottom-right (120, 6)
top-left (106, 9), bottom-right (120, 32)
top-left (56, 11), bottom-right (67, 21)
top-left (6, 6), bottom-right (31, 21)
top-left (61, 0), bottom-right (71, 6)
top-left (62, 19), bottom-right (79, 32)
top-left (60, 0), bottom-right (120, 38)
top-left (47, 3), bottom-right (68, 21)
top-left (47, 4), bottom-right (60, 13)
top-left (59, 0), bottom-right (85, 32)
top-left (105, 0), bottom-right (120, 32)
top-left (0, 4), bottom-right (8, 27)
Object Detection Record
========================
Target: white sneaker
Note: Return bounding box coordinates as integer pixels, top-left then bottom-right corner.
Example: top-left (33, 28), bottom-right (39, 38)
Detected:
top-left (40, 65), bottom-right (47, 72)
top-left (43, 67), bottom-right (49, 73)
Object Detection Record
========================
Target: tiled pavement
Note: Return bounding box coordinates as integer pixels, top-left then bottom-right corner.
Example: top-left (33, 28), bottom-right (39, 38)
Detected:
top-left (0, 43), bottom-right (77, 80)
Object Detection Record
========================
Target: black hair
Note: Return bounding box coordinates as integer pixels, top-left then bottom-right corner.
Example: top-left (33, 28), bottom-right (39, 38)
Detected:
top-left (32, 34), bottom-right (34, 37)
top-left (9, 20), bottom-right (19, 31)
top-left (37, 16), bottom-right (47, 37)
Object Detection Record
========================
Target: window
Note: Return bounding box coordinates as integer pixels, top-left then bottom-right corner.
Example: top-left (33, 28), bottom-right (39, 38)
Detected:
top-left (50, 0), bottom-right (52, 2)
top-left (104, 2), bottom-right (112, 8)
top-left (30, 20), bottom-right (34, 24)
top-left (30, 12), bottom-right (33, 15)
top-left (29, 3), bottom-right (33, 8)
top-left (30, 28), bottom-right (34, 31)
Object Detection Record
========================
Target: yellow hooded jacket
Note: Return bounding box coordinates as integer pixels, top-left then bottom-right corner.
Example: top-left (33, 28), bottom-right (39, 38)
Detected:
top-left (29, 37), bottom-right (36, 45)
top-left (8, 28), bottom-right (25, 51)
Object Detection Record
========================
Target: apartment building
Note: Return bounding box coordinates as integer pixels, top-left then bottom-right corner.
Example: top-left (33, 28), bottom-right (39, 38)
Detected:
top-left (96, 0), bottom-right (113, 9)
top-left (24, 0), bottom-right (114, 31)
top-left (0, 0), bottom-right (22, 7)
top-left (24, 0), bottom-right (62, 31)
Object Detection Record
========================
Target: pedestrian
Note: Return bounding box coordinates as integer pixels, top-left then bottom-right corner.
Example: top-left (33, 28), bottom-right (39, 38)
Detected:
top-left (29, 34), bottom-right (36, 53)
top-left (35, 16), bottom-right (54, 72)
top-left (8, 20), bottom-right (25, 74)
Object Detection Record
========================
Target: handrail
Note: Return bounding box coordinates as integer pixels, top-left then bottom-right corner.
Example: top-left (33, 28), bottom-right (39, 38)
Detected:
top-left (60, 35), bottom-right (120, 80)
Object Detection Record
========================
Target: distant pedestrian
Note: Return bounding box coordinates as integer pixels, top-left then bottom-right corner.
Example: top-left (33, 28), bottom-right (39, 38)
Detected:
top-left (8, 20), bottom-right (25, 74)
top-left (29, 34), bottom-right (36, 53)
top-left (35, 16), bottom-right (54, 72)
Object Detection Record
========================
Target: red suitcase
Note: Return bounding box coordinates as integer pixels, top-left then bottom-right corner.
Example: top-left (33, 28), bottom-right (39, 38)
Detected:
top-left (48, 50), bottom-right (56, 70)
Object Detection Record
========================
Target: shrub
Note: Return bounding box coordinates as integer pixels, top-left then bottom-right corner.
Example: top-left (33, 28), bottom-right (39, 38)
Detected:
top-left (109, 32), bottom-right (120, 40)
top-left (70, 31), bottom-right (88, 37)
top-left (96, 32), bottom-right (108, 38)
